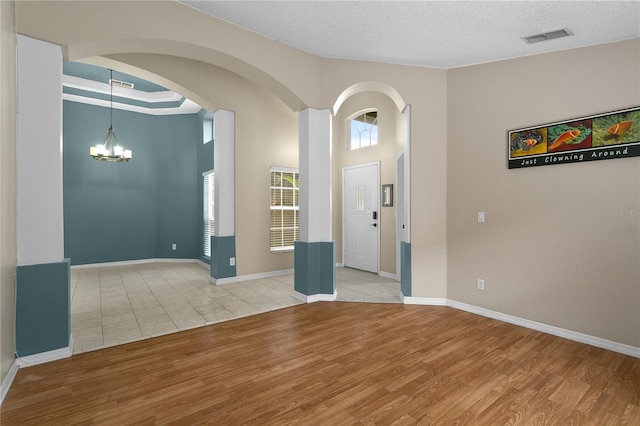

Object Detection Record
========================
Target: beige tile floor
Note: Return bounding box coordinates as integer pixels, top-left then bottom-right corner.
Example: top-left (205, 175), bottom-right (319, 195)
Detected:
top-left (71, 262), bottom-right (401, 354)
top-left (335, 267), bottom-right (403, 303)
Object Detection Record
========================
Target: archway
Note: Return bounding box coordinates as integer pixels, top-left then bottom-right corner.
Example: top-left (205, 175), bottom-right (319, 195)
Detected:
top-left (331, 82), bottom-right (411, 300)
top-left (332, 81), bottom-right (407, 115)
top-left (57, 53), bottom-right (305, 351)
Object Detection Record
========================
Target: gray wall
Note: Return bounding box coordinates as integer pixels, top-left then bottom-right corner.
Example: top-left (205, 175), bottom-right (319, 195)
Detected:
top-left (63, 100), bottom-right (200, 264)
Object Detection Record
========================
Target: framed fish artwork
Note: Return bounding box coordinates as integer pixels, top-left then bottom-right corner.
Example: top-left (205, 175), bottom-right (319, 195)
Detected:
top-left (508, 106), bottom-right (640, 169)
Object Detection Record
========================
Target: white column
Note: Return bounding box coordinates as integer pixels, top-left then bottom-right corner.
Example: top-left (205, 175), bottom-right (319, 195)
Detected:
top-left (299, 108), bottom-right (332, 242)
top-left (213, 109), bottom-right (235, 237)
top-left (403, 105), bottom-right (411, 243)
top-left (16, 35), bottom-right (64, 265)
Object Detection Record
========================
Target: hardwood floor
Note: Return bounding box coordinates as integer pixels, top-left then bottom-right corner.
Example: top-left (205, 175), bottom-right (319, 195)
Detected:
top-left (2, 302), bottom-right (639, 425)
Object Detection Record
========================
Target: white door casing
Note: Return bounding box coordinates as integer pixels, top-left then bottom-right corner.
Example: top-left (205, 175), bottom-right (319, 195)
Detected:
top-left (397, 105), bottom-right (411, 282)
top-left (396, 152), bottom-right (405, 281)
top-left (343, 162), bottom-right (379, 273)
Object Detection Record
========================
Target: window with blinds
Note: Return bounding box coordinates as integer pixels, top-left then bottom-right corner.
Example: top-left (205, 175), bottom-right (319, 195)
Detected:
top-left (203, 171), bottom-right (215, 258)
top-left (270, 168), bottom-right (299, 251)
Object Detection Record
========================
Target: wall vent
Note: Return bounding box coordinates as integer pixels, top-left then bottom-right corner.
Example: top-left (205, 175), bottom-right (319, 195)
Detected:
top-left (109, 78), bottom-right (134, 89)
top-left (522, 28), bottom-right (573, 44)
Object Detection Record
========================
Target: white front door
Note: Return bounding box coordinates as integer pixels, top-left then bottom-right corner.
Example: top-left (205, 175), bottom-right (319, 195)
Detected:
top-left (343, 163), bottom-right (379, 273)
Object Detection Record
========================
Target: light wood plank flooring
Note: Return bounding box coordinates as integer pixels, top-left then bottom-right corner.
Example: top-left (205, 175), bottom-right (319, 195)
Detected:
top-left (2, 302), bottom-right (638, 424)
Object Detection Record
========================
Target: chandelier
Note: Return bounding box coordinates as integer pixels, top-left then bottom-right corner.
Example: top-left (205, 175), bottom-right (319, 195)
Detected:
top-left (89, 69), bottom-right (133, 162)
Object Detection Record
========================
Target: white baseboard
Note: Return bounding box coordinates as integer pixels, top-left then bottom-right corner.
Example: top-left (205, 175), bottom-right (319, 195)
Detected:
top-left (154, 258), bottom-right (200, 264)
top-left (447, 300), bottom-right (640, 358)
top-left (211, 269), bottom-right (294, 285)
top-left (4, 345), bottom-right (73, 403)
top-left (195, 259), bottom-right (209, 270)
top-left (71, 258), bottom-right (201, 269)
top-left (336, 263), bottom-right (344, 268)
top-left (379, 271), bottom-right (396, 280)
top-left (1, 359), bottom-right (19, 406)
top-left (16, 335), bottom-right (74, 368)
top-left (403, 296), bottom-right (447, 306)
top-left (293, 290), bottom-right (337, 303)
top-left (403, 296), bottom-right (640, 358)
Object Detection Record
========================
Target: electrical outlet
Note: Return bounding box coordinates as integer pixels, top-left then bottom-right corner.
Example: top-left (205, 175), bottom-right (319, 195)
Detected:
top-left (230, 257), bottom-right (235, 266)
top-left (172, 243), bottom-right (177, 250)
top-left (477, 278), bottom-right (485, 290)
top-left (477, 212), bottom-right (485, 223)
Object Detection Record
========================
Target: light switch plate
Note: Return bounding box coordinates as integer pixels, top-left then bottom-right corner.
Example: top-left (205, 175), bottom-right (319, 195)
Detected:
top-left (477, 212), bottom-right (485, 223)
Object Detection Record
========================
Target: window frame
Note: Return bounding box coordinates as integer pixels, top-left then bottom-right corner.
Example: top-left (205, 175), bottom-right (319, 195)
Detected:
top-left (348, 109), bottom-right (378, 150)
top-left (269, 167), bottom-right (300, 252)
top-left (203, 170), bottom-right (215, 258)
top-left (203, 118), bottom-right (213, 144)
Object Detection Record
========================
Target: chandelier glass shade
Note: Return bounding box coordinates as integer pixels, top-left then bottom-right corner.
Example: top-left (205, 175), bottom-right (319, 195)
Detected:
top-left (89, 70), bottom-right (133, 162)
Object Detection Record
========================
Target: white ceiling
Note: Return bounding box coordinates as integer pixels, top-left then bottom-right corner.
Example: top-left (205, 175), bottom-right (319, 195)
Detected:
top-left (180, 0), bottom-right (640, 69)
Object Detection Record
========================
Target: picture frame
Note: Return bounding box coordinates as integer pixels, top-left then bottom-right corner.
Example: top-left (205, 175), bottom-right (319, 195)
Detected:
top-left (382, 184), bottom-right (393, 207)
top-left (508, 106), bottom-right (640, 169)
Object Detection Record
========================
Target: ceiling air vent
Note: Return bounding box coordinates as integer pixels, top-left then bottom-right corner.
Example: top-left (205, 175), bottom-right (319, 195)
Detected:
top-left (109, 78), bottom-right (134, 89)
top-left (522, 28), bottom-right (573, 44)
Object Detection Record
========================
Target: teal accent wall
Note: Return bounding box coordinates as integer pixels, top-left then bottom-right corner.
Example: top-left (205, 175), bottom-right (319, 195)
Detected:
top-left (198, 109), bottom-right (214, 264)
top-left (401, 241), bottom-right (412, 297)
top-left (155, 114), bottom-right (199, 259)
top-left (210, 236), bottom-right (236, 279)
top-left (63, 101), bottom-right (200, 264)
top-left (16, 260), bottom-right (70, 357)
top-left (294, 241), bottom-right (336, 296)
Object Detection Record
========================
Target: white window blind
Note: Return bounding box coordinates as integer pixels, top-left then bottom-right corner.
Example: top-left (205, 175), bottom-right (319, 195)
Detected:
top-left (270, 168), bottom-right (299, 251)
top-left (203, 171), bottom-right (215, 257)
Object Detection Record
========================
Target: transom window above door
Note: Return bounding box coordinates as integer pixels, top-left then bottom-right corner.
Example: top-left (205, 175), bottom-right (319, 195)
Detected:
top-left (349, 110), bottom-right (378, 150)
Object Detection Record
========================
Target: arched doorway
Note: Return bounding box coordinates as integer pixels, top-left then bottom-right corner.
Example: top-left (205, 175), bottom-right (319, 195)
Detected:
top-left (331, 83), bottom-right (411, 302)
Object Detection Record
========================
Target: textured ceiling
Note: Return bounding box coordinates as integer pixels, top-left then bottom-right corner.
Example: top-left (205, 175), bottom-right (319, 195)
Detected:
top-left (180, 0), bottom-right (640, 68)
